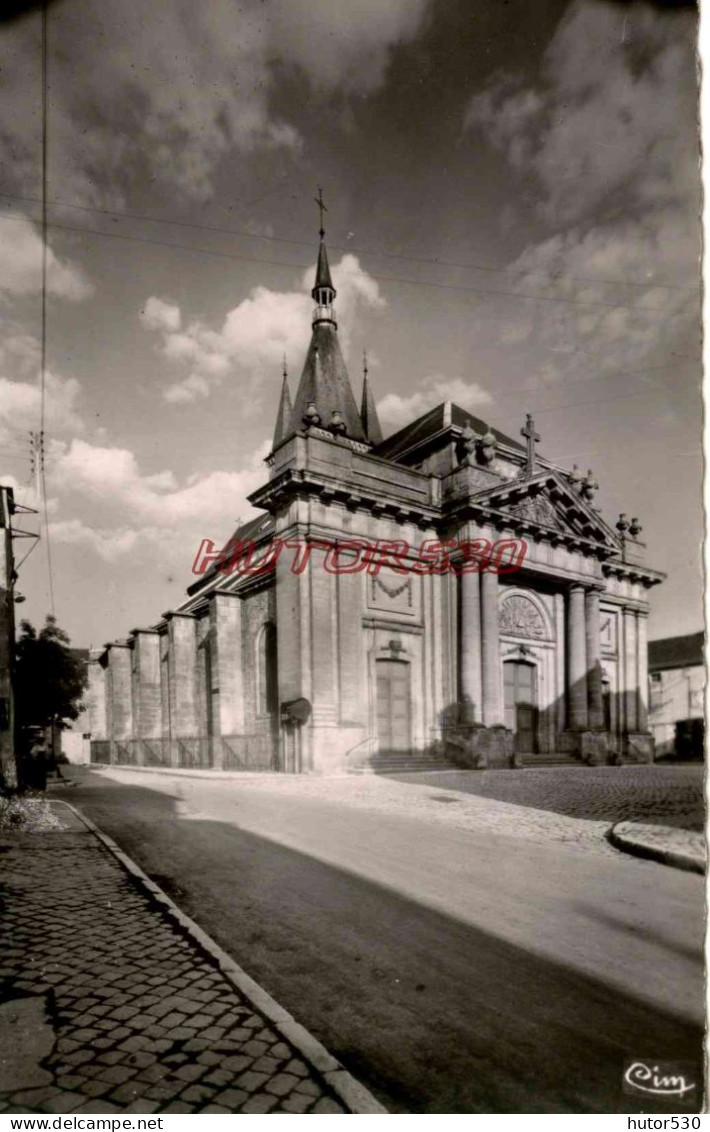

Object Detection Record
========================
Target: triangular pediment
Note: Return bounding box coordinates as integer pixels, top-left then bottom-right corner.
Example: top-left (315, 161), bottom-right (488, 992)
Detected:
top-left (470, 471), bottom-right (619, 550)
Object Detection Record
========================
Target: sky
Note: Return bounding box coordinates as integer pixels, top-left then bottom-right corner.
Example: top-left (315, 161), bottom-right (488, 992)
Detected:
top-left (0, 0), bottom-right (701, 648)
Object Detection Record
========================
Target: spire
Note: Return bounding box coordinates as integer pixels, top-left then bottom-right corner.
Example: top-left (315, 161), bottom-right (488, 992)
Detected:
top-left (285, 193), bottom-right (366, 444)
top-left (314, 240), bottom-right (335, 296)
top-left (311, 187), bottom-right (336, 326)
top-left (360, 350), bottom-right (383, 445)
top-left (272, 357), bottom-right (293, 450)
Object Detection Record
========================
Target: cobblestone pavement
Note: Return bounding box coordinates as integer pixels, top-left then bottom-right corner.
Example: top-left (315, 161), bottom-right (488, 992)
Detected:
top-left (0, 811), bottom-right (350, 1115)
top-left (389, 763), bottom-right (705, 829)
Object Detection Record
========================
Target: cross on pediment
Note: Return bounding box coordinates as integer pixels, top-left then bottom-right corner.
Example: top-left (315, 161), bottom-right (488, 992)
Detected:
top-left (521, 412), bottom-right (540, 476)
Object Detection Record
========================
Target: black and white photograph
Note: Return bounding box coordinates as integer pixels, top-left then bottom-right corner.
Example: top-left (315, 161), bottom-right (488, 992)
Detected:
top-left (0, 0), bottom-right (704, 1119)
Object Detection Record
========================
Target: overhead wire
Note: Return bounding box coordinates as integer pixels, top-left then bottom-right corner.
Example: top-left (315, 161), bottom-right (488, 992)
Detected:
top-left (0, 188), bottom-right (698, 293)
top-left (0, 208), bottom-right (693, 318)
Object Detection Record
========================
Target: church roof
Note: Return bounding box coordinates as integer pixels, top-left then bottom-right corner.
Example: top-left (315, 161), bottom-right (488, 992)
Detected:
top-left (288, 322), bottom-right (366, 443)
top-left (186, 511), bottom-right (275, 596)
top-left (372, 401), bottom-right (524, 462)
top-left (648, 631), bottom-right (704, 672)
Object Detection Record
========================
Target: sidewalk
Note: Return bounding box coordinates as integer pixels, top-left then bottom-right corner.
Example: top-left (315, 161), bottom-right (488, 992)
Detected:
top-left (0, 801), bottom-right (385, 1115)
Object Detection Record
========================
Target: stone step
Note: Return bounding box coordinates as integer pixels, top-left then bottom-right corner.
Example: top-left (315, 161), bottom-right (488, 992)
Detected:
top-left (348, 755), bottom-right (458, 775)
top-left (521, 754), bottom-right (582, 767)
top-left (349, 766), bottom-right (458, 775)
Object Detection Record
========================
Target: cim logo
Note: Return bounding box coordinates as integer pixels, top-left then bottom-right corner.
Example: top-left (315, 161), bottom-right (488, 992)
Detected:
top-left (623, 1060), bottom-right (697, 1103)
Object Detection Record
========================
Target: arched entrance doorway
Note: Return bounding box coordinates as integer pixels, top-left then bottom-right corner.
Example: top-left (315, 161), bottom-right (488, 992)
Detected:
top-left (376, 659), bottom-right (411, 752)
top-left (503, 660), bottom-right (537, 753)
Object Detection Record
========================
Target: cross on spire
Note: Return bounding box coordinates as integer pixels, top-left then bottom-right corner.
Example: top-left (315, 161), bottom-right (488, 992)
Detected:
top-left (363, 348), bottom-right (368, 378)
top-left (521, 412), bottom-right (540, 476)
top-left (314, 186), bottom-right (327, 239)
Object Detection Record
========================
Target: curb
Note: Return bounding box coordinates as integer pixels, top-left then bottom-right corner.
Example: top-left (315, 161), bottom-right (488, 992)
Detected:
top-left (607, 821), bottom-right (706, 876)
top-left (86, 764), bottom-right (469, 781)
top-left (85, 766), bottom-right (305, 782)
top-left (56, 800), bottom-right (388, 1115)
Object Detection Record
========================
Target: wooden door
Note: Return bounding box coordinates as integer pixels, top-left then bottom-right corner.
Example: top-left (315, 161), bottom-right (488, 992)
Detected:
top-left (376, 660), bottom-right (411, 752)
top-left (503, 661), bottom-right (537, 753)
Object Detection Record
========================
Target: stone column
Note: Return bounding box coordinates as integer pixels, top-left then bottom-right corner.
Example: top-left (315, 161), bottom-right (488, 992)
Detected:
top-left (567, 585), bottom-right (588, 730)
top-left (159, 629), bottom-right (170, 740)
top-left (166, 613), bottom-right (198, 767)
top-left (107, 643), bottom-right (132, 762)
top-left (585, 589), bottom-right (604, 730)
top-left (131, 630), bottom-right (161, 747)
top-left (337, 571), bottom-right (367, 727)
top-left (623, 609), bottom-right (638, 733)
top-left (481, 570), bottom-right (503, 726)
top-left (87, 650), bottom-right (107, 741)
top-left (208, 592), bottom-right (245, 769)
top-left (637, 611), bottom-right (649, 732)
top-left (459, 570), bottom-right (482, 722)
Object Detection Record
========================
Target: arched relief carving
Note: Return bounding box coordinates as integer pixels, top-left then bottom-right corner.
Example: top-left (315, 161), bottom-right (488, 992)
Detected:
top-left (499, 590), bottom-right (553, 641)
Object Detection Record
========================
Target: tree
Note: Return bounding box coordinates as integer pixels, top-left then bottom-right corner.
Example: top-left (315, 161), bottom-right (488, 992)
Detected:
top-left (14, 616), bottom-right (87, 743)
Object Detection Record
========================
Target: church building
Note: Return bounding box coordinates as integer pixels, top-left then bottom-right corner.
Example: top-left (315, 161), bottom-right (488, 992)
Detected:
top-left (88, 223), bottom-right (664, 774)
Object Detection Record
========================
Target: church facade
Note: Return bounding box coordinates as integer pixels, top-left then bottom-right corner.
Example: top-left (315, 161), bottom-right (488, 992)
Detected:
top-left (88, 231), bottom-right (664, 774)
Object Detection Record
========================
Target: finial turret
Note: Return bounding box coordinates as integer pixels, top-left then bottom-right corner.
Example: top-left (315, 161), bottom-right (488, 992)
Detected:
top-left (360, 350), bottom-right (383, 445)
top-left (272, 360), bottom-right (293, 451)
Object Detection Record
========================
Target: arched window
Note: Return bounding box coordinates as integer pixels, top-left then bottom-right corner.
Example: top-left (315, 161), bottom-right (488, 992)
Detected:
top-left (257, 622), bottom-right (278, 717)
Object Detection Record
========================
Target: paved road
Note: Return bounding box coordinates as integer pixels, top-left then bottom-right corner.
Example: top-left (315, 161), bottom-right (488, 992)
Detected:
top-left (67, 768), bottom-right (704, 1114)
top-left (388, 764), bottom-right (704, 828)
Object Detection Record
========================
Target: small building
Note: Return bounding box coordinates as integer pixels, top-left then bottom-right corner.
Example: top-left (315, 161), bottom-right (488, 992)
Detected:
top-left (648, 631), bottom-right (704, 759)
top-left (60, 648), bottom-right (91, 765)
top-left (88, 224), bottom-right (665, 774)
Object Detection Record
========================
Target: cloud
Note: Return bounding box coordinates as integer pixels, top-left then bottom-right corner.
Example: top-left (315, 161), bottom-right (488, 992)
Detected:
top-left (0, 1), bottom-right (431, 207)
top-left (378, 375), bottom-right (492, 432)
top-left (464, 0), bottom-right (697, 226)
top-left (267, 0), bottom-right (431, 94)
top-left (139, 297), bottom-right (181, 334)
top-left (0, 370), bottom-right (84, 437)
top-left (163, 374), bottom-right (212, 405)
top-left (0, 213), bottom-right (93, 300)
top-left (50, 518), bottom-right (141, 562)
top-left (51, 438), bottom-right (268, 532)
top-left (463, 0), bottom-right (700, 384)
top-left (142, 254), bottom-right (385, 403)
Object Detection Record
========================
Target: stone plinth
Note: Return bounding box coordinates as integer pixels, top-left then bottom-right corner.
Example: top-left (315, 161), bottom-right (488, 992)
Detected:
top-left (559, 729), bottom-right (610, 764)
top-left (622, 732), bottom-right (655, 763)
top-left (444, 722), bottom-right (514, 769)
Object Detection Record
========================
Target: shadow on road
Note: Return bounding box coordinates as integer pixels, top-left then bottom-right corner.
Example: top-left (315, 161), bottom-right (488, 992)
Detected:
top-left (65, 769), bottom-right (704, 1115)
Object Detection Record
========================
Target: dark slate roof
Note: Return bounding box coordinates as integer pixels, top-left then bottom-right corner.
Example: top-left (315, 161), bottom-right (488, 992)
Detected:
top-left (289, 322), bottom-right (366, 442)
top-left (648, 631), bottom-right (704, 672)
top-left (272, 373), bottom-right (293, 450)
top-left (372, 402), bottom-right (524, 462)
top-left (360, 373), bottom-right (383, 445)
top-left (186, 511), bottom-right (275, 596)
